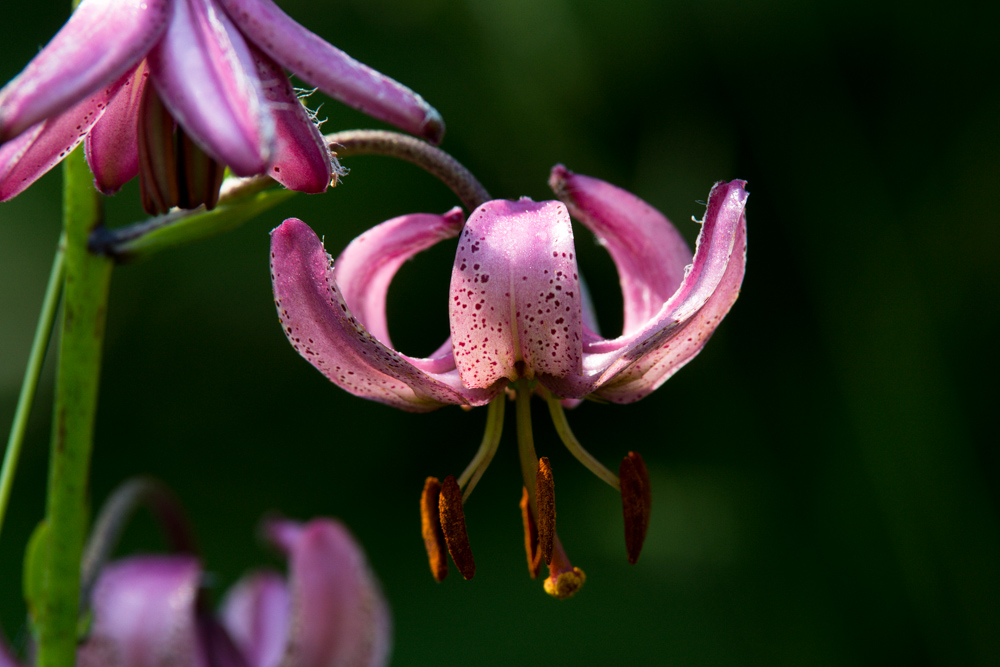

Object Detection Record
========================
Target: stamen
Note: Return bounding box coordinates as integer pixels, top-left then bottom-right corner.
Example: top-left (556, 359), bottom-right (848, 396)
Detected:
top-left (544, 391), bottom-right (620, 491)
top-left (420, 477), bottom-right (448, 582)
top-left (536, 457), bottom-right (555, 566)
top-left (456, 397), bottom-right (506, 502)
top-left (619, 451), bottom-right (652, 565)
top-left (176, 127), bottom-right (225, 211)
top-left (438, 475), bottom-right (475, 580)
top-left (519, 487), bottom-right (542, 578)
top-left (543, 535), bottom-right (586, 600)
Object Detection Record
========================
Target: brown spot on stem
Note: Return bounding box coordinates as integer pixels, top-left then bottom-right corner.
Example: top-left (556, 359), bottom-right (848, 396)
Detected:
top-left (519, 487), bottom-right (542, 578)
top-left (536, 457), bottom-right (555, 565)
top-left (620, 451), bottom-right (652, 564)
top-left (420, 477), bottom-right (448, 582)
top-left (438, 475), bottom-right (475, 580)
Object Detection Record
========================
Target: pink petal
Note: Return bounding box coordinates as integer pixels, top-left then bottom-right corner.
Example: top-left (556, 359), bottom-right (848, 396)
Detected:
top-left (546, 180), bottom-right (748, 402)
top-left (217, 0), bottom-right (444, 144)
top-left (270, 218), bottom-right (496, 411)
top-left (549, 165), bottom-right (693, 335)
top-left (0, 75), bottom-right (127, 202)
top-left (76, 556), bottom-right (206, 667)
top-left (0, 0), bottom-right (170, 144)
top-left (220, 571), bottom-right (290, 667)
top-left (264, 519), bottom-right (392, 667)
top-left (85, 63), bottom-right (148, 195)
top-left (449, 199), bottom-right (584, 390)
top-left (250, 45), bottom-right (332, 193)
top-left (0, 634), bottom-right (23, 667)
top-left (334, 207), bottom-right (464, 348)
top-left (147, 0), bottom-right (273, 176)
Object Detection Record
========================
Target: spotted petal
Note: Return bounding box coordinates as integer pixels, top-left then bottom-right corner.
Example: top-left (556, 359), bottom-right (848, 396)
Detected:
top-left (0, 74), bottom-right (127, 202)
top-left (449, 199), bottom-right (584, 390)
top-left (147, 0), bottom-right (273, 176)
top-left (544, 179), bottom-right (748, 401)
top-left (76, 556), bottom-right (205, 667)
top-left (264, 519), bottom-right (392, 667)
top-left (0, 0), bottom-right (170, 144)
top-left (221, 571), bottom-right (290, 667)
top-left (270, 217), bottom-right (495, 411)
top-left (549, 165), bottom-right (693, 335)
top-left (217, 0), bottom-right (444, 144)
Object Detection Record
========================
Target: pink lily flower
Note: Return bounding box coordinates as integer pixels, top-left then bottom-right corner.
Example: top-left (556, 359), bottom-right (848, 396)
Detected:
top-left (0, 518), bottom-right (391, 667)
top-left (0, 0), bottom-right (444, 213)
top-left (269, 165), bottom-right (747, 595)
top-left (270, 166), bottom-right (747, 410)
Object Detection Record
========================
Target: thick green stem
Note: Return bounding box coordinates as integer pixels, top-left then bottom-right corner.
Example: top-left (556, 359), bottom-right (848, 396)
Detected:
top-left (37, 147), bottom-right (113, 667)
top-left (0, 237), bottom-right (65, 545)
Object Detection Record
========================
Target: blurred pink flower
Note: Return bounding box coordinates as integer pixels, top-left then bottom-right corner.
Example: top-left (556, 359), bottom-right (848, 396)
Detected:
top-left (269, 166), bottom-right (747, 410)
top-left (0, 518), bottom-right (391, 667)
top-left (0, 0), bottom-right (443, 212)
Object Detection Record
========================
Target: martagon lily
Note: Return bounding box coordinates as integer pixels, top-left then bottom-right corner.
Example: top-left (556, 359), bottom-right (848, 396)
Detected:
top-left (0, 517), bottom-right (391, 667)
top-left (0, 0), bottom-right (444, 213)
top-left (269, 165), bottom-right (748, 597)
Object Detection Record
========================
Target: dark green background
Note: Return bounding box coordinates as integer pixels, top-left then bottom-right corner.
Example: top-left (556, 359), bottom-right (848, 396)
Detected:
top-left (1, 0), bottom-right (998, 665)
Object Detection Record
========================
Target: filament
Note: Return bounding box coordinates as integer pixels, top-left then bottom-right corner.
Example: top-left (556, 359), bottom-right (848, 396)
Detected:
top-left (457, 396), bottom-right (506, 502)
top-left (544, 391), bottom-right (620, 491)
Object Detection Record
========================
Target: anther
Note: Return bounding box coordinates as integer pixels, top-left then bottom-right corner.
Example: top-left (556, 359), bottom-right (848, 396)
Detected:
top-left (536, 457), bottom-right (555, 566)
top-left (519, 487), bottom-right (542, 578)
top-left (619, 451), bottom-right (652, 565)
top-left (438, 475), bottom-right (475, 580)
top-left (420, 477), bottom-right (448, 582)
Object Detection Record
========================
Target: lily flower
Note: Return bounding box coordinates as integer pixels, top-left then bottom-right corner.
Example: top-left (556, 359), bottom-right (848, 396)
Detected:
top-left (0, 0), bottom-right (444, 213)
top-left (0, 517), bottom-right (391, 667)
top-left (270, 166), bottom-right (748, 596)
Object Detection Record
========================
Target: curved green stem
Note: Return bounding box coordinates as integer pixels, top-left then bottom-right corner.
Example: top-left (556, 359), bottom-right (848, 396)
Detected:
top-left (457, 397), bottom-right (506, 502)
top-left (0, 236), bottom-right (65, 546)
top-left (37, 146), bottom-right (113, 667)
top-left (544, 391), bottom-right (620, 491)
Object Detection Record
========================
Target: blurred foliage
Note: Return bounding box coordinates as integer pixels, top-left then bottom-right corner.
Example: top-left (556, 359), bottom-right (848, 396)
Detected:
top-left (1, 0), bottom-right (998, 665)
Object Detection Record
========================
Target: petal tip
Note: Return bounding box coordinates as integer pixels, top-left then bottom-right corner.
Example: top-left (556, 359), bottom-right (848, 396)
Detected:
top-left (421, 107), bottom-right (446, 145)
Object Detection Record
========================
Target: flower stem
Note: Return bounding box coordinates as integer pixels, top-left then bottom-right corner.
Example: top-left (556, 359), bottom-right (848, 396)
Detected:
top-left (457, 396), bottom-right (506, 502)
top-left (0, 237), bottom-right (65, 546)
top-left (329, 130), bottom-right (491, 211)
top-left (515, 379), bottom-right (541, 515)
top-left (544, 392), bottom-right (620, 491)
top-left (37, 147), bottom-right (113, 667)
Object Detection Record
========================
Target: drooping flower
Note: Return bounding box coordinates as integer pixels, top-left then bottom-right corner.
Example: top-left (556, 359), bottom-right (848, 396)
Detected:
top-left (0, 517), bottom-right (391, 667)
top-left (269, 166), bottom-right (748, 596)
top-left (0, 0), bottom-right (444, 213)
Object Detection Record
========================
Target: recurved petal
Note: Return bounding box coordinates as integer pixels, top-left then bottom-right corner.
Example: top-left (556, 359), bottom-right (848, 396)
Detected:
top-left (541, 181), bottom-right (747, 401)
top-left (220, 571), bottom-right (290, 667)
top-left (0, 0), bottom-right (170, 144)
top-left (334, 207), bottom-right (464, 348)
top-left (76, 556), bottom-right (206, 667)
top-left (217, 0), bottom-right (444, 144)
top-left (264, 519), bottom-right (392, 667)
top-left (250, 45), bottom-right (332, 193)
top-left (147, 0), bottom-right (273, 176)
top-left (449, 199), bottom-right (583, 389)
top-left (86, 63), bottom-right (148, 195)
top-left (271, 218), bottom-right (491, 411)
top-left (549, 165), bottom-right (693, 335)
top-left (594, 180), bottom-right (747, 402)
top-left (0, 75), bottom-right (127, 202)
